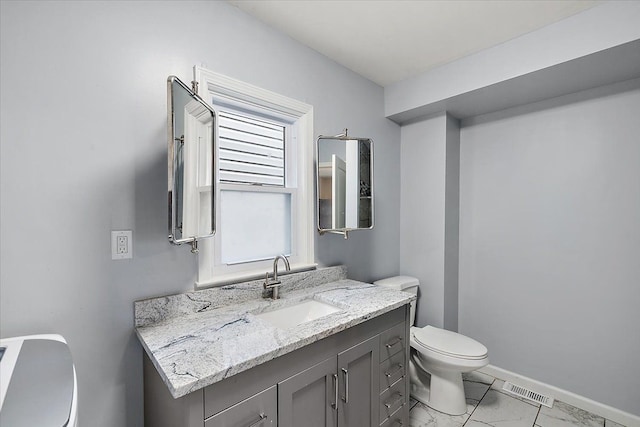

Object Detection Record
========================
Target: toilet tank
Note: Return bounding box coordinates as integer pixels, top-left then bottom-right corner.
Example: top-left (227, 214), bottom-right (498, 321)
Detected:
top-left (373, 276), bottom-right (419, 325)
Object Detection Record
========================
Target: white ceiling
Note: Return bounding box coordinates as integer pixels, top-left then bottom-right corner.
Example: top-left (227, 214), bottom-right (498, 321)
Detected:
top-left (227, 0), bottom-right (602, 87)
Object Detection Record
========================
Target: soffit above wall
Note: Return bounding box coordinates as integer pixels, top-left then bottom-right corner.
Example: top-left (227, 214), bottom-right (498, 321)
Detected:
top-left (389, 39), bottom-right (640, 124)
top-left (384, 1), bottom-right (640, 123)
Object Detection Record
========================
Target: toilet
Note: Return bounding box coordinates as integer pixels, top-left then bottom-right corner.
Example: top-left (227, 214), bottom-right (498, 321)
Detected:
top-left (374, 276), bottom-right (489, 416)
top-left (0, 334), bottom-right (78, 426)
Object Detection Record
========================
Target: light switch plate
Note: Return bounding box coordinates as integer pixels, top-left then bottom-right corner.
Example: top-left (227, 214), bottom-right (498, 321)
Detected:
top-left (111, 230), bottom-right (133, 260)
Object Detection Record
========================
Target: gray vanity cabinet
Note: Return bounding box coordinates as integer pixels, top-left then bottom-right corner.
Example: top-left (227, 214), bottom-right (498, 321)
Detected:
top-left (143, 306), bottom-right (409, 427)
top-left (277, 357), bottom-right (336, 427)
top-left (278, 336), bottom-right (380, 427)
top-left (205, 385), bottom-right (277, 427)
top-left (337, 336), bottom-right (380, 427)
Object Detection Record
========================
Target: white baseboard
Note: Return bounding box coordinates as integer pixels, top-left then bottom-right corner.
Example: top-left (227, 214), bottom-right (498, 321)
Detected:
top-left (479, 365), bottom-right (640, 427)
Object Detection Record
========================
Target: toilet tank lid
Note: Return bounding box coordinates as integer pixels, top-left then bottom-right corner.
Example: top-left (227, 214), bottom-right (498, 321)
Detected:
top-left (373, 276), bottom-right (419, 290)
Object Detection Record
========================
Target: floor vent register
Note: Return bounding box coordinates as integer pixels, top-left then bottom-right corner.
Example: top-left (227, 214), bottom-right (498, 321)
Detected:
top-left (502, 381), bottom-right (554, 407)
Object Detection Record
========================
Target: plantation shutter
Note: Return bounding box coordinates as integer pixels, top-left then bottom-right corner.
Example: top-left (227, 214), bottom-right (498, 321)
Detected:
top-left (218, 111), bottom-right (285, 186)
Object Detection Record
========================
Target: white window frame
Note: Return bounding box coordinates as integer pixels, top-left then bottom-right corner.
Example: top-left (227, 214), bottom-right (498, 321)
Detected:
top-left (193, 66), bottom-right (315, 287)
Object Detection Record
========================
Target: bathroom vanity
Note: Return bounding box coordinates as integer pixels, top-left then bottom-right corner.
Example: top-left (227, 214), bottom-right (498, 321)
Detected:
top-left (135, 267), bottom-right (414, 427)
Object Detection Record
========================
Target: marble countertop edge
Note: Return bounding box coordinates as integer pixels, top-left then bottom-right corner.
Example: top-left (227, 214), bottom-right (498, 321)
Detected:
top-left (136, 279), bottom-right (415, 399)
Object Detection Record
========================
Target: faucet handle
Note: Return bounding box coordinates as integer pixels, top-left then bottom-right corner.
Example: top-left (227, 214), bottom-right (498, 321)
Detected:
top-left (263, 272), bottom-right (282, 299)
top-left (263, 272), bottom-right (270, 289)
top-left (263, 272), bottom-right (281, 289)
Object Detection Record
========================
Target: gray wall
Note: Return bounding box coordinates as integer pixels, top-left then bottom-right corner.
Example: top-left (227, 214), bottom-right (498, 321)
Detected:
top-left (399, 113), bottom-right (460, 330)
top-left (443, 115), bottom-right (460, 332)
top-left (0, 2), bottom-right (400, 426)
top-left (458, 79), bottom-right (640, 414)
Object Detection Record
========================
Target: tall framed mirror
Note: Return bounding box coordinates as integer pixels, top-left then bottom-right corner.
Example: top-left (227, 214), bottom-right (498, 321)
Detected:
top-left (167, 76), bottom-right (217, 252)
top-left (316, 133), bottom-right (374, 239)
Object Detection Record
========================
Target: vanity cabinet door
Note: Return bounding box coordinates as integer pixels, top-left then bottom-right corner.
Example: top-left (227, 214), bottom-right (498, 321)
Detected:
top-left (337, 335), bottom-right (380, 427)
top-left (278, 357), bottom-right (337, 427)
top-left (205, 385), bottom-right (277, 427)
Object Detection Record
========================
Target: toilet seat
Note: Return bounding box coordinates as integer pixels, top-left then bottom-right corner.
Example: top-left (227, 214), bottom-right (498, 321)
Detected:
top-left (412, 326), bottom-right (488, 360)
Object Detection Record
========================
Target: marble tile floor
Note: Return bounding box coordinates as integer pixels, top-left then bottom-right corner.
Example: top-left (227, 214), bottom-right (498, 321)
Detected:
top-left (408, 371), bottom-right (627, 427)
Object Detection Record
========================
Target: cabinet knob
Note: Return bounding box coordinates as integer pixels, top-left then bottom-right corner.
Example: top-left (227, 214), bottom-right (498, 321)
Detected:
top-left (384, 392), bottom-right (404, 409)
top-left (245, 413), bottom-right (267, 427)
top-left (385, 336), bottom-right (403, 349)
top-left (341, 368), bottom-right (349, 403)
top-left (385, 363), bottom-right (404, 378)
top-left (331, 374), bottom-right (338, 409)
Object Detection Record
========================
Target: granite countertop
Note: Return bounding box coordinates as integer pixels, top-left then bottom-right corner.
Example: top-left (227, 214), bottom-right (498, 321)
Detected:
top-left (135, 269), bottom-right (415, 399)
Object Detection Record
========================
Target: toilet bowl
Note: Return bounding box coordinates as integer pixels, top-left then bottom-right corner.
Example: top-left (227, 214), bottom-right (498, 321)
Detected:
top-left (374, 276), bottom-right (489, 416)
top-left (410, 325), bottom-right (488, 414)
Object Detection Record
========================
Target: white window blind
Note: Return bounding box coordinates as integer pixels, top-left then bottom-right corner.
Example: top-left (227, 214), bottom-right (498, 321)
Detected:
top-left (218, 111), bottom-right (285, 186)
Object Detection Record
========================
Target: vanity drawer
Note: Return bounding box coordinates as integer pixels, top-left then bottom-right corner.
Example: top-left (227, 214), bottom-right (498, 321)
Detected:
top-left (205, 385), bottom-right (277, 427)
top-left (379, 377), bottom-right (406, 423)
top-left (380, 350), bottom-right (405, 392)
top-left (379, 403), bottom-right (408, 427)
top-left (379, 322), bottom-right (405, 362)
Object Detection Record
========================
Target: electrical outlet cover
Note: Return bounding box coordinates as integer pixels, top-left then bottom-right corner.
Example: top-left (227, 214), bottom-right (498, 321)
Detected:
top-left (111, 230), bottom-right (133, 260)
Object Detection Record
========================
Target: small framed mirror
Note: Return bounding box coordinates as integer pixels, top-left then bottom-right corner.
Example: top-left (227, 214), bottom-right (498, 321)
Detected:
top-left (167, 76), bottom-right (216, 251)
top-left (316, 133), bottom-right (374, 238)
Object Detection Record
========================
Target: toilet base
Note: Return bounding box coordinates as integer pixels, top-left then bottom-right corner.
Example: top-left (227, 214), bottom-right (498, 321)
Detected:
top-left (428, 369), bottom-right (466, 415)
top-left (408, 357), bottom-right (430, 404)
top-left (409, 354), bottom-right (467, 416)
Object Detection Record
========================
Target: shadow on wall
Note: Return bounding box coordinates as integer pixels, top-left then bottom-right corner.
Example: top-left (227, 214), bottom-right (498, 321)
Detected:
top-left (462, 77), bottom-right (640, 127)
top-left (135, 123), bottom-right (169, 258)
top-left (116, 122), bottom-right (198, 425)
top-left (123, 333), bottom-right (144, 425)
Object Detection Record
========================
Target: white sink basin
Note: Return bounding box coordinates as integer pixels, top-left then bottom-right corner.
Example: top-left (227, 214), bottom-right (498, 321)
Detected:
top-left (255, 299), bottom-right (341, 329)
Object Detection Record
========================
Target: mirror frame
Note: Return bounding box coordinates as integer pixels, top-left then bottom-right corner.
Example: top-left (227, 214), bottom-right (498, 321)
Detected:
top-left (167, 75), bottom-right (217, 250)
top-left (315, 133), bottom-right (374, 239)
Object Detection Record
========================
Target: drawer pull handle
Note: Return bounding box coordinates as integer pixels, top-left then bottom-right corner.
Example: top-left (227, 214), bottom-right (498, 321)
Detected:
top-left (341, 367), bottom-right (349, 403)
top-left (384, 392), bottom-right (404, 409)
top-left (385, 337), bottom-right (403, 349)
top-left (245, 413), bottom-right (267, 427)
top-left (331, 373), bottom-right (338, 409)
top-left (384, 363), bottom-right (404, 378)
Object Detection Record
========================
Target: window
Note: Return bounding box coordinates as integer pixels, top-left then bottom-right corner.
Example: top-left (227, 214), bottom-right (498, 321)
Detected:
top-left (217, 108), bottom-right (292, 265)
top-left (194, 67), bottom-right (315, 287)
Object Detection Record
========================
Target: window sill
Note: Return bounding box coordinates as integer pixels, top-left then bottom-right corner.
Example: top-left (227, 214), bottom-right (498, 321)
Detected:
top-left (194, 263), bottom-right (318, 289)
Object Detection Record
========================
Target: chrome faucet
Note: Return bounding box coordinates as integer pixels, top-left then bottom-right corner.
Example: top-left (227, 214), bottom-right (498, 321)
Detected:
top-left (263, 254), bottom-right (291, 299)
